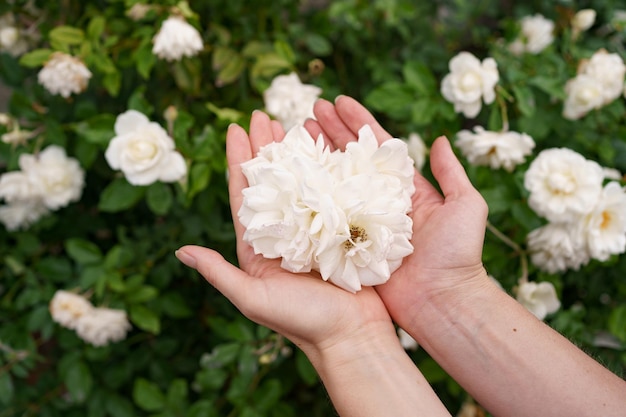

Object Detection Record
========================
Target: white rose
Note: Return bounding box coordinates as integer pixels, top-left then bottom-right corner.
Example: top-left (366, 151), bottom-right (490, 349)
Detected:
top-left (510, 14), bottom-right (555, 55)
top-left (0, 200), bottom-right (49, 231)
top-left (0, 13), bottom-right (29, 56)
top-left (572, 9), bottom-right (596, 32)
top-left (0, 170), bottom-right (39, 203)
top-left (583, 182), bottom-right (626, 261)
top-left (263, 73), bottom-right (322, 130)
top-left (524, 148), bottom-right (604, 222)
top-left (563, 74), bottom-right (605, 120)
top-left (455, 126), bottom-right (535, 172)
top-left (527, 222), bottom-right (590, 273)
top-left (578, 49), bottom-right (626, 105)
top-left (397, 328), bottom-right (419, 351)
top-left (516, 281), bottom-right (560, 321)
top-left (37, 52), bottom-right (92, 98)
top-left (75, 307), bottom-right (132, 347)
top-left (105, 110), bottom-right (187, 186)
top-left (405, 132), bottom-right (428, 172)
top-left (49, 290), bottom-right (94, 330)
top-left (152, 16), bottom-right (204, 62)
top-left (441, 51), bottom-right (499, 118)
top-left (19, 145), bottom-right (85, 210)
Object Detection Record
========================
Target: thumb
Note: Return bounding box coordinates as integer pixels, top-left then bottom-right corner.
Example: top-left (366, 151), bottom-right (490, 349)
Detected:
top-left (429, 136), bottom-right (477, 200)
top-left (175, 245), bottom-right (254, 309)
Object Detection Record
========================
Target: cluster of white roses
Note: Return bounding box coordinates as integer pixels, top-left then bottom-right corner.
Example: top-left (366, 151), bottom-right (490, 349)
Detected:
top-left (509, 13), bottom-right (555, 55)
top-left (524, 148), bottom-right (626, 273)
top-left (263, 73), bottom-right (322, 130)
top-left (563, 49), bottom-right (626, 120)
top-left (239, 124), bottom-right (416, 293)
top-left (49, 290), bottom-right (132, 347)
top-left (105, 110), bottom-right (187, 186)
top-left (37, 52), bottom-right (92, 98)
top-left (0, 145), bottom-right (85, 230)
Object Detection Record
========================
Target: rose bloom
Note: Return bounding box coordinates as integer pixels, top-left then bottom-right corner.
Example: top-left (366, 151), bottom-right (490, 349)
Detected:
top-left (152, 16), bottom-right (203, 61)
top-left (49, 290), bottom-right (94, 330)
top-left (572, 9), bottom-right (597, 33)
top-left (105, 110), bottom-right (187, 186)
top-left (0, 200), bottom-right (49, 231)
top-left (263, 73), bottom-right (322, 130)
top-left (75, 307), bottom-right (132, 347)
top-left (440, 51), bottom-right (499, 118)
top-left (405, 132), bottom-right (428, 172)
top-left (516, 281), bottom-right (560, 321)
top-left (524, 148), bottom-right (604, 222)
top-left (578, 49), bottom-right (626, 105)
top-left (527, 222), bottom-right (590, 273)
top-left (0, 13), bottom-right (29, 56)
top-left (455, 126), bottom-right (535, 172)
top-left (37, 52), bottom-right (92, 98)
top-left (582, 182), bottom-right (626, 261)
top-left (20, 145), bottom-right (85, 210)
top-left (562, 74), bottom-right (605, 120)
top-left (509, 14), bottom-right (555, 55)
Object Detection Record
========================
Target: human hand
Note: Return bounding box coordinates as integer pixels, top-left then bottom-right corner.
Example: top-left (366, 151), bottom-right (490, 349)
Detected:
top-left (176, 110), bottom-right (395, 358)
top-left (305, 96), bottom-right (492, 334)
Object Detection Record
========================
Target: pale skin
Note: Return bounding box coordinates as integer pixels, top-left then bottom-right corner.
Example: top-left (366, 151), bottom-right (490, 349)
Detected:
top-left (176, 96), bottom-right (626, 416)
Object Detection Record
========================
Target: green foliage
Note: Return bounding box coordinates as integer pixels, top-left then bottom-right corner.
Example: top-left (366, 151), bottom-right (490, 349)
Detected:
top-left (0, 1), bottom-right (625, 416)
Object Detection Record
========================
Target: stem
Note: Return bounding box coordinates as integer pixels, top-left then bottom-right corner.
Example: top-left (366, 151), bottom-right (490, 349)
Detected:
top-left (495, 86), bottom-right (509, 132)
top-left (486, 221), bottom-right (528, 283)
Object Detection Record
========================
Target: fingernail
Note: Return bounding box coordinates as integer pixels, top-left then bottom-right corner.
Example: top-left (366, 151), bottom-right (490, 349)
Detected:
top-left (334, 94), bottom-right (346, 103)
top-left (175, 249), bottom-right (197, 269)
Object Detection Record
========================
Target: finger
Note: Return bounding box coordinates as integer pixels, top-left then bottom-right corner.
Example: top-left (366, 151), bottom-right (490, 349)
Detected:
top-left (176, 246), bottom-right (265, 319)
top-left (303, 118), bottom-right (335, 150)
top-left (312, 98), bottom-right (358, 150)
top-left (429, 136), bottom-right (481, 201)
top-left (226, 123), bottom-right (252, 239)
top-left (249, 110), bottom-right (275, 153)
top-left (270, 120), bottom-right (285, 142)
top-left (334, 95), bottom-right (393, 144)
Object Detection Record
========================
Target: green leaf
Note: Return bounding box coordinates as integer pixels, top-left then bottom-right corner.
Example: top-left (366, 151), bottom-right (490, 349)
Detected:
top-left (295, 349), bottom-right (318, 385)
top-left (0, 370), bottom-right (14, 405)
top-left (187, 162), bottom-right (211, 200)
top-left (130, 305), bottom-right (161, 334)
top-left (216, 54), bottom-right (245, 87)
top-left (608, 305), bottom-right (626, 342)
top-left (18, 49), bottom-right (52, 68)
top-left (173, 59), bottom-right (202, 92)
top-left (124, 285), bottom-right (158, 303)
top-left (87, 16), bottom-right (106, 40)
top-left (65, 238), bottom-right (103, 264)
top-left (146, 182), bottom-right (173, 215)
top-left (127, 88), bottom-right (154, 115)
top-left (402, 61), bottom-right (436, 95)
top-left (274, 39), bottom-right (295, 64)
top-left (512, 85), bottom-right (535, 117)
top-left (64, 361), bottom-right (93, 403)
top-left (134, 41), bottom-right (157, 80)
top-left (103, 70), bottom-right (122, 96)
top-left (133, 378), bottom-right (165, 412)
top-left (159, 292), bottom-right (193, 318)
top-left (73, 113), bottom-right (115, 146)
top-left (166, 378), bottom-right (188, 411)
top-left (411, 97), bottom-right (437, 126)
top-left (200, 343), bottom-right (240, 368)
top-left (303, 33), bottom-right (332, 56)
top-left (254, 379), bottom-right (282, 412)
top-left (98, 178), bottom-right (146, 212)
top-left (105, 393), bottom-right (135, 417)
top-left (49, 25), bottom-right (85, 47)
top-left (364, 82), bottom-right (413, 119)
top-left (188, 400), bottom-right (218, 417)
top-left (250, 53), bottom-right (292, 80)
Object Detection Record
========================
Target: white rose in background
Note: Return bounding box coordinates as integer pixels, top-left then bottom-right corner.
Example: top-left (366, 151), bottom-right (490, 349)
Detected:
top-left (49, 290), bottom-right (94, 330)
top-left (75, 307), bottom-right (132, 347)
top-left (524, 148), bottom-right (604, 223)
top-left (37, 52), bottom-right (92, 98)
top-left (263, 73), bottom-right (322, 130)
top-left (152, 16), bottom-right (203, 61)
top-left (582, 182), bottom-right (626, 261)
top-left (509, 14), bottom-right (555, 55)
top-left (515, 281), bottom-right (561, 320)
top-left (572, 9), bottom-right (597, 36)
top-left (105, 110), bottom-right (187, 186)
top-left (455, 126), bottom-right (535, 172)
top-left (0, 200), bottom-right (49, 231)
top-left (0, 13), bottom-right (29, 56)
top-left (578, 50), bottom-right (625, 104)
top-left (441, 51), bottom-right (499, 118)
top-left (405, 132), bottom-right (428, 172)
top-left (563, 74), bottom-right (605, 120)
top-left (239, 124), bottom-right (414, 293)
top-left (527, 222), bottom-right (590, 273)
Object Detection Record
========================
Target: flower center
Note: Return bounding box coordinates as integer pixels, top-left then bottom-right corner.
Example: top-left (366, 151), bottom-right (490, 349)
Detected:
top-left (600, 211), bottom-right (612, 229)
top-left (460, 72), bottom-right (481, 91)
top-left (547, 172), bottom-right (576, 194)
top-left (344, 225), bottom-right (368, 250)
top-left (129, 139), bottom-right (158, 160)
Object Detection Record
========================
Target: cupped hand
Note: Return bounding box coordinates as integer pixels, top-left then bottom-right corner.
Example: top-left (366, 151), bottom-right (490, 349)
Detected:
top-left (176, 110), bottom-right (393, 356)
top-left (305, 96), bottom-right (491, 333)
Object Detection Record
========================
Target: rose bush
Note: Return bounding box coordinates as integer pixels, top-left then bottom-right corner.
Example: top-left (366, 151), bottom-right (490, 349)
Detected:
top-left (0, 1), bottom-right (625, 416)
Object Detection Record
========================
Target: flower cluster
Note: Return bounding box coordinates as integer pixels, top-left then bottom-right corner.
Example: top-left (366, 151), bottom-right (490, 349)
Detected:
top-left (524, 148), bottom-right (626, 273)
top-left (152, 16), bottom-right (204, 61)
top-left (105, 110), bottom-right (187, 186)
top-left (441, 51), bottom-right (499, 118)
top-left (239, 124), bottom-right (415, 293)
top-left (37, 52), bottom-right (92, 98)
top-left (0, 13), bottom-right (30, 56)
top-left (509, 14), bottom-right (555, 55)
top-left (455, 126), bottom-right (535, 172)
top-left (563, 49), bottom-right (626, 120)
top-left (263, 73), bottom-right (322, 130)
top-left (49, 290), bottom-right (132, 347)
top-left (0, 145), bottom-right (85, 230)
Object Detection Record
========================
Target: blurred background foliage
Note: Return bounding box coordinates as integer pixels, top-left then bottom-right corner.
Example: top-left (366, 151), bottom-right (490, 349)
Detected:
top-left (0, 0), bottom-right (625, 415)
